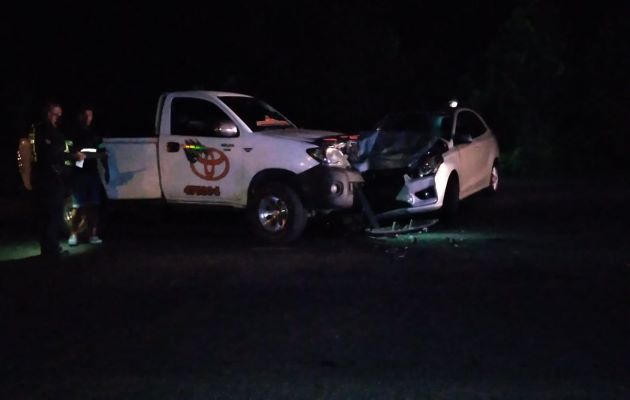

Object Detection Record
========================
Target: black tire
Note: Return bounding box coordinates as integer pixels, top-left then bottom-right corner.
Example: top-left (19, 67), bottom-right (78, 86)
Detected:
top-left (247, 182), bottom-right (307, 243)
top-left (440, 174), bottom-right (459, 222)
top-left (485, 160), bottom-right (499, 196)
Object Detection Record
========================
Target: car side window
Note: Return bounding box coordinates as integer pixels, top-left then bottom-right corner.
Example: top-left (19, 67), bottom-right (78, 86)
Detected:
top-left (456, 111), bottom-right (487, 139)
top-left (468, 113), bottom-right (487, 138)
top-left (171, 98), bottom-right (238, 137)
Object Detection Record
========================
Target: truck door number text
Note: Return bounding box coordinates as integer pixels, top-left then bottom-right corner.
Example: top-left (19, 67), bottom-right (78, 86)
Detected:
top-left (184, 185), bottom-right (221, 196)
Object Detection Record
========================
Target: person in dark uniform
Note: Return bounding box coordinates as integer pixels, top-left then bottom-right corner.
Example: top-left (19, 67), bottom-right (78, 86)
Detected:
top-left (68, 106), bottom-right (108, 245)
top-left (33, 102), bottom-right (86, 259)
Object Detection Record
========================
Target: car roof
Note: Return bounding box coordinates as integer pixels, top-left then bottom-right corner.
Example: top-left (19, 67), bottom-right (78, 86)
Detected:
top-left (383, 107), bottom-right (479, 116)
top-left (166, 90), bottom-right (252, 98)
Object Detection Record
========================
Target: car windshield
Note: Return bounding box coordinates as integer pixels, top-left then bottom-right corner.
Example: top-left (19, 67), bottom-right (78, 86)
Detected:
top-left (377, 111), bottom-right (451, 137)
top-left (369, 112), bottom-right (451, 155)
top-left (219, 96), bottom-right (295, 132)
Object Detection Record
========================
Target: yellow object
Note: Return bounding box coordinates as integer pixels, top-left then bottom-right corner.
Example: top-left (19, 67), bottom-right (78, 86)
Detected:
top-left (17, 137), bottom-right (34, 191)
top-left (17, 124), bottom-right (37, 191)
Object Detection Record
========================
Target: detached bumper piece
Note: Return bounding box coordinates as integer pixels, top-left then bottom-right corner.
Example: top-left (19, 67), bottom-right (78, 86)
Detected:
top-left (365, 218), bottom-right (438, 237)
top-left (299, 166), bottom-right (364, 209)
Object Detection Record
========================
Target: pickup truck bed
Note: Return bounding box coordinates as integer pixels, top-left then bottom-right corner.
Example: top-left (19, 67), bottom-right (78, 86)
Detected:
top-left (102, 137), bottom-right (161, 199)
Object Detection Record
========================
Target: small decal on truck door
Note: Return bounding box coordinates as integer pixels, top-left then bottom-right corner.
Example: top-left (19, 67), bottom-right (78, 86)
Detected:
top-left (183, 139), bottom-right (230, 181)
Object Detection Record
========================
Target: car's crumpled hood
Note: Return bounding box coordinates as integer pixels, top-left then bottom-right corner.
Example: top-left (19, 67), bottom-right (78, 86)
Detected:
top-left (255, 128), bottom-right (345, 144)
top-left (353, 130), bottom-right (439, 171)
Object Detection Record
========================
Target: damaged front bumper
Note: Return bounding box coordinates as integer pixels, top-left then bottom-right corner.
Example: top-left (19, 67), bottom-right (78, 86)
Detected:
top-left (298, 165), bottom-right (364, 210)
top-left (371, 173), bottom-right (441, 220)
top-left (396, 174), bottom-right (439, 207)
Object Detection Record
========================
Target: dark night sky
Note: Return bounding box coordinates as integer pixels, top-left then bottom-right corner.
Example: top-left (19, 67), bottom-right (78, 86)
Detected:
top-left (1, 1), bottom-right (517, 129)
top-left (1, 0), bottom-right (628, 190)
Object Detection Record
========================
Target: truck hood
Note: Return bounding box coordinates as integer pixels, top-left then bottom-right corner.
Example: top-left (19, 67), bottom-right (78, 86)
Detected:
top-left (255, 128), bottom-right (347, 144)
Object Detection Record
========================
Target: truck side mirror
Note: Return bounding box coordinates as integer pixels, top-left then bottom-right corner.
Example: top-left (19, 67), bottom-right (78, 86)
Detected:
top-left (214, 121), bottom-right (239, 137)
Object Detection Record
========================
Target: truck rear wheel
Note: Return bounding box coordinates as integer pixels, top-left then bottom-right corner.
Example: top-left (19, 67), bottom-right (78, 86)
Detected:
top-left (248, 182), bottom-right (307, 243)
top-left (63, 196), bottom-right (87, 236)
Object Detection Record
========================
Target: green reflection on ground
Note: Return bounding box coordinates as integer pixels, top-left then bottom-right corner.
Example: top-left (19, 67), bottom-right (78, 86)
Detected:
top-left (0, 240), bottom-right (96, 262)
top-left (367, 230), bottom-right (510, 248)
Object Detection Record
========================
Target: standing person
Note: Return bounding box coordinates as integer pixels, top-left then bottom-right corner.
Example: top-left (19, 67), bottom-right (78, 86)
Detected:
top-left (68, 106), bottom-right (108, 246)
top-left (33, 102), bottom-right (86, 259)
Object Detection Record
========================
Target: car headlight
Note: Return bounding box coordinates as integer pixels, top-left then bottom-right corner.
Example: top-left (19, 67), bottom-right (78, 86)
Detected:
top-left (408, 140), bottom-right (448, 178)
top-left (409, 154), bottom-right (444, 178)
top-left (307, 146), bottom-right (350, 168)
top-left (417, 154), bottom-right (444, 178)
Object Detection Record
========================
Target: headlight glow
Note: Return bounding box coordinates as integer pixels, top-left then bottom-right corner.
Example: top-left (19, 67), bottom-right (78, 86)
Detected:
top-left (307, 146), bottom-right (350, 168)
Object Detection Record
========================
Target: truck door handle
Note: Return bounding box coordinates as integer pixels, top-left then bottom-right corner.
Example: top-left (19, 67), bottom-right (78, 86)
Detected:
top-left (166, 142), bottom-right (180, 152)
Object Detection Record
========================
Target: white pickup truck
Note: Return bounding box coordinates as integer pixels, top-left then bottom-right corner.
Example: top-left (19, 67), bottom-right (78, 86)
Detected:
top-left (100, 91), bottom-right (363, 242)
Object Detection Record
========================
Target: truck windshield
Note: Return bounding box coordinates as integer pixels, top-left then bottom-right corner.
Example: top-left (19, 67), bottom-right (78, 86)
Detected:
top-left (220, 96), bottom-right (295, 132)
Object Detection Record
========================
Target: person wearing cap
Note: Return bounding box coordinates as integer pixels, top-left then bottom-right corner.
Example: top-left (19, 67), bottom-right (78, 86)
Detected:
top-left (33, 102), bottom-right (86, 259)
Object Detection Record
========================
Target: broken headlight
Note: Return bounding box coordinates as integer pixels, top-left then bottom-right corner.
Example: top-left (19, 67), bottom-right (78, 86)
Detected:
top-left (408, 140), bottom-right (448, 178)
top-left (307, 146), bottom-right (351, 168)
top-left (410, 154), bottom-right (443, 178)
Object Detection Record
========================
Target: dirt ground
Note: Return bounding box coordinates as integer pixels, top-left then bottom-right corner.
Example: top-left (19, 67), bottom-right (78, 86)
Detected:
top-left (1, 178), bottom-right (629, 399)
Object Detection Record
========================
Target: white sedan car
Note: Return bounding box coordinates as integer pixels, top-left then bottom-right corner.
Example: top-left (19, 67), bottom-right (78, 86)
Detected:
top-left (353, 106), bottom-right (500, 220)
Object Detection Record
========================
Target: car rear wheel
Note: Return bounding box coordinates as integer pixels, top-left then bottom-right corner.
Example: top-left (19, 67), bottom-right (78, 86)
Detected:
top-left (485, 161), bottom-right (499, 195)
top-left (247, 182), bottom-right (307, 243)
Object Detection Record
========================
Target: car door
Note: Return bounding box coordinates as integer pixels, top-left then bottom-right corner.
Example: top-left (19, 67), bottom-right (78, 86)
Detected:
top-left (158, 96), bottom-right (244, 205)
top-left (466, 112), bottom-right (495, 193)
top-left (453, 111), bottom-right (475, 197)
top-left (453, 110), bottom-right (489, 198)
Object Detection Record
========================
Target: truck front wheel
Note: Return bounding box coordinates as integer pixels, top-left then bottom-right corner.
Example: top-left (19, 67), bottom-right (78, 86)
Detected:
top-left (247, 182), bottom-right (307, 243)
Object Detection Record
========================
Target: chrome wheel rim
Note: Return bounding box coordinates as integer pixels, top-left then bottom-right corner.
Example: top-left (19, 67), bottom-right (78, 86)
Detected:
top-left (64, 207), bottom-right (75, 225)
top-left (64, 198), bottom-right (87, 233)
top-left (491, 166), bottom-right (499, 191)
top-left (258, 195), bottom-right (289, 233)
top-left (64, 199), bottom-right (77, 230)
